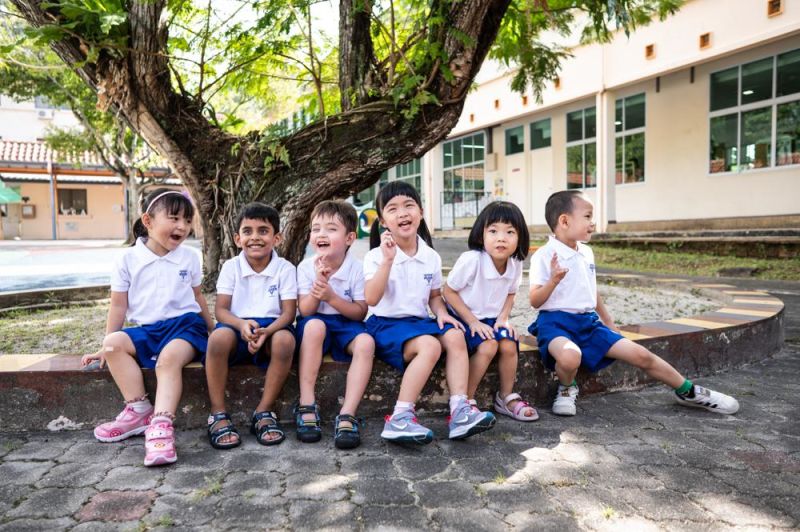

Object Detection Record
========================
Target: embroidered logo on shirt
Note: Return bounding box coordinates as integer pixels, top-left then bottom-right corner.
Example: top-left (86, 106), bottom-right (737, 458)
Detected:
top-left (178, 269), bottom-right (189, 282)
top-left (268, 284), bottom-right (278, 296)
top-left (344, 289), bottom-right (352, 298)
top-left (423, 273), bottom-right (433, 285)
top-left (589, 264), bottom-right (596, 273)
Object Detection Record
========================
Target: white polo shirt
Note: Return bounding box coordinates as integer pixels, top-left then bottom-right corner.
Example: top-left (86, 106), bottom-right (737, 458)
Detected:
top-left (446, 250), bottom-right (523, 319)
top-left (363, 236), bottom-right (442, 319)
top-left (297, 252), bottom-right (366, 315)
top-left (216, 250), bottom-right (297, 318)
top-left (530, 236), bottom-right (597, 313)
top-left (111, 238), bottom-right (202, 325)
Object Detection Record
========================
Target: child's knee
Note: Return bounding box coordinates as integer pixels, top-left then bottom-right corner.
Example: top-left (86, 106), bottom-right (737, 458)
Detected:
top-left (271, 331), bottom-right (296, 360)
top-left (554, 348), bottom-right (581, 371)
top-left (303, 319), bottom-right (327, 340)
top-left (476, 339), bottom-right (499, 358)
top-left (633, 345), bottom-right (657, 369)
top-left (417, 336), bottom-right (442, 361)
top-left (498, 339), bottom-right (517, 357)
top-left (102, 332), bottom-right (131, 357)
top-left (351, 334), bottom-right (375, 357)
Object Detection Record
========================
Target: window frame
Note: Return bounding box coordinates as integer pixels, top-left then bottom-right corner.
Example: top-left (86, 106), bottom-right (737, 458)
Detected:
top-left (615, 93), bottom-right (647, 186)
top-left (442, 132), bottom-right (486, 204)
top-left (530, 118), bottom-right (552, 150)
top-left (504, 125), bottom-right (525, 155)
top-left (57, 188), bottom-right (89, 215)
top-left (565, 106), bottom-right (597, 189)
top-left (708, 49), bottom-right (800, 175)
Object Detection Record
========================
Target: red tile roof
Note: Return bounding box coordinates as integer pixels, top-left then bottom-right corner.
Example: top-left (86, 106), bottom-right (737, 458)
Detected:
top-left (0, 140), bottom-right (104, 166)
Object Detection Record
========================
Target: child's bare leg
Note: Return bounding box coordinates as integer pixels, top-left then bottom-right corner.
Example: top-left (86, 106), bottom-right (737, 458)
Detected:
top-left (467, 339), bottom-right (498, 398)
top-left (606, 338), bottom-right (684, 388)
top-left (205, 328), bottom-right (237, 413)
top-left (398, 335), bottom-right (441, 403)
top-left (439, 328), bottom-right (469, 397)
top-left (153, 339), bottom-right (196, 416)
top-left (256, 330), bottom-right (295, 415)
top-left (548, 337), bottom-right (581, 385)
top-left (298, 319), bottom-right (326, 422)
top-left (103, 331), bottom-right (146, 401)
top-left (339, 334), bottom-right (375, 427)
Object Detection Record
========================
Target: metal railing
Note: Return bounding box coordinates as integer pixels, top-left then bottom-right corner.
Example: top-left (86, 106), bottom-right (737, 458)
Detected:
top-left (439, 191), bottom-right (493, 230)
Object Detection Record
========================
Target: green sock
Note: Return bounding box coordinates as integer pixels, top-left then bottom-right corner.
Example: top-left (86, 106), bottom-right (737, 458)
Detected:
top-left (560, 379), bottom-right (577, 388)
top-left (675, 379), bottom-right (693, 396)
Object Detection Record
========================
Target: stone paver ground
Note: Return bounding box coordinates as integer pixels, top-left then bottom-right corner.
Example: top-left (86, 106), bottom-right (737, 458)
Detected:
top-left (1, 342), bottom-right (798, 531)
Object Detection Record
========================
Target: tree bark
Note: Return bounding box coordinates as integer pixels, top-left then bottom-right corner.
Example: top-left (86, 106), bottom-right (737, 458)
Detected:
top-left (11, 0), bottom-right (512, 288)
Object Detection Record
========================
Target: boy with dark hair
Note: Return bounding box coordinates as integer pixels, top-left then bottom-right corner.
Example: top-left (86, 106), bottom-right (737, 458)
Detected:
top-left (529, 191), bottom-right (739, 416)
top-left (205, 202), bottom-right (297, 448)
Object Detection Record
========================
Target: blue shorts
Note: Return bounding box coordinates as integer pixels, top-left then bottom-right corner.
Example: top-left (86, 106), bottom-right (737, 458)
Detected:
top-left (454, 316), bottom-right (518, 354)
top-left (210, 317), bottom-right (295, 370)
top-left (123, 312), bottom-right (208, 369)
top-left (365, 315), bottom-right (454, 372)
top-left (296, 313), bottom-right (368, 362)
top-left (528, 310), bottom-right (624, 373)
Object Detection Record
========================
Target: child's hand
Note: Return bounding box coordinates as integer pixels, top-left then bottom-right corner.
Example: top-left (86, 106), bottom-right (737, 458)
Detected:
top-left (468, 320), bottom-right (495, 340)
top-left (314, 256), bottom-right (332, 280)
top-left (248, 330), bottom-right (268, 354)
top-left (549, 253), bottom-right (569, 285)
top-left (494, 319), bottom-right (517, 340)
top-left (380, 230), bottom-right (397, 262)
top-left (310, 277), bottom-right (334, 302)
top-left (437, 312), bottom-right (464, 331)
top-left (239, 319), bottom-right (260, 343)
top-left (81, 349), bottom-right (107, 369)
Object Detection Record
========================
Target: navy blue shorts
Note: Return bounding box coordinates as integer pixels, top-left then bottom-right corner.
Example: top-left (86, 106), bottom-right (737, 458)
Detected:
top-left (210, 317), bottom-right (295, 370)
top-left (454, 316), bottom-right (518, 354)
top-left (528, 310), bottom-right (624, 373)
top-left (123, 312), bottom-right (208, 369)
top-left (296, 313), bottom-right (368, 362)
top-left (365, 315), bottom-right (454, 372)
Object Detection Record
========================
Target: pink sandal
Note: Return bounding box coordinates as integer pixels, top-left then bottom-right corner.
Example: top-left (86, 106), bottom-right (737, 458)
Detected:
top-left (144, 417), bottom-right (177, 467)
top-left (494, 392), bottom-right (539, 422)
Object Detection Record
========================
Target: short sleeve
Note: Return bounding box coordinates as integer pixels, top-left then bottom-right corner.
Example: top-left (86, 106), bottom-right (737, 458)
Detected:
top-left (297, 259), bottom-right (315, 295)
top-left (430, 252), bottom-right (443, 291)
top-left (350, 261), bottom-right (366, 301)
top-left (446, 251), bottom-right (477, 292)
top-left (362, 249), bottom-right (381, 280)
top-left (278, 262), bottom-right (298, 300)
top-left (190, 251), bottom-right (202, 288)
top-left (110, 254), bottom-right (130, 292)
top-left (216, 259), bottom-right (236, 295)
top-left (510, 258), bottom-right (523, 293)
top-left (530, 248), bottom-right (551, 287)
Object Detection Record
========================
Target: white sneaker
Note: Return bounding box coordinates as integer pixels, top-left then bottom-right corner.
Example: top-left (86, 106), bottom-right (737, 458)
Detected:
top-left (675, 385), bottom-right (739, 415)
top-left (552, 384), bottom-right (578, 416)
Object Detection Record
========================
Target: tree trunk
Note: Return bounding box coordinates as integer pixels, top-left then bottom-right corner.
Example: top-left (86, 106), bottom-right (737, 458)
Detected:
top-left (122, 174), bottom-right (140, 246)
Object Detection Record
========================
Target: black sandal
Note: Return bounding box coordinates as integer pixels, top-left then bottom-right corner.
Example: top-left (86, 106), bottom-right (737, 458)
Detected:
top-left (250, 411), bottom-right (285, 446)
top-left (207, 412), bottom-right (241, 450)
top-left (294, 403), bottom-right (322, 443)
top-left (334, 414), bottom-right (362, 450)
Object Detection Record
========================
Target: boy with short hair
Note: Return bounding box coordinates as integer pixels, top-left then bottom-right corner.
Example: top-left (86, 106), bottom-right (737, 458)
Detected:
top-left (205, 202), bottom-right (297, 448)
top-left (529, 190), bottom-right (739, 416)
top-left (295, 200), bottom-right (375, 449)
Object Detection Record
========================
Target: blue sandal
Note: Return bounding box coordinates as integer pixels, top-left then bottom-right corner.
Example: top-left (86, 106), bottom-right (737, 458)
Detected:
top-left (250, 411), bottom-right (285, 446)
top-left (294, 403), bottom-right (322, 443)
top-left (207, 411), bottom-right (241, 450)
top-left (334, 414), bottom-right (362, 450)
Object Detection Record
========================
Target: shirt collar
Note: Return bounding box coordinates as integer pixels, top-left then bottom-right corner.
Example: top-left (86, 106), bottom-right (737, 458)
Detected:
top-left (394, 235), bottom-right (430, 265)
top-left (548, 236), bottom-right (583, 261)
top-left (134, 237), bottom-right (182, 264)
top-left (328, 252), bottom-right (353, 281)
top-left (238, 249), bottom-right (280, 278)
top-left (480, 250), bottom-right (515, 279)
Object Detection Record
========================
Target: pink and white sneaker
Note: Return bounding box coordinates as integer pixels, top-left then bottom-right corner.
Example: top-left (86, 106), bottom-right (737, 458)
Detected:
top-left (94, 404), bottom-right (154, 443)
top-left (144, 418), bottom-right (178, 467)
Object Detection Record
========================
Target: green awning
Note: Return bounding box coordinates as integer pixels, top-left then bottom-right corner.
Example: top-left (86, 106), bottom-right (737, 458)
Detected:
top-left (0, 185), bottom-right (22, 203)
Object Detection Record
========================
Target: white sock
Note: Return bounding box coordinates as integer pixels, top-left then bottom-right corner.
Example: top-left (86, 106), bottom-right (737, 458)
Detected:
top-left (449, 395), bottom-right (468, 413)
top-left (128, 400), bottom-right (152, 414)
top-left (392, 401), bottom-right (414, 418)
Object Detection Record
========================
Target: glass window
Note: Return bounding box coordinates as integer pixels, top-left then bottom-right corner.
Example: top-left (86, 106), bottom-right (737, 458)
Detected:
top-left (615, 100), bottom-right (623, 133)
top-left (566, 110), bottom-right (583, 142)
top-left (453, 139), bottom-right (462, 166)
top-left (614, 95), bottom-right (646, 183)
top-left (741, 58), bottom-right (773, 105)
top-left (58, 189), bottom-right (88, 215)
top-left (710, 67), bottom-right (739, 111)
top-left (584, 107), bottom-right (596, 139)
top-left (625, 94), bottom-right (646, 130)
top-left (585, 142), bottom-right (596, 187)
top-left (777, 101), bottom-right (800, 166)
top-left (710, 114), bottom-right (738, 173)
top-left (530, 119), bottom-right (551, 149)
top-left (620, 133), bottom-right (645, 184)
top-left (566, 145), bottom-right (584, 189)
top-left (740, 107), bottom-right (772, 169)
top-left (777, 49), bottom-right (800, 97)
top-left (505, 126), bottom-right (524, 155)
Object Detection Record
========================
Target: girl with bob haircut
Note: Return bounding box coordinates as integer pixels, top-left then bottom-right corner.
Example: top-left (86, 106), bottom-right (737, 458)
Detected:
top-left (444, 201), bottom-right (539, 421)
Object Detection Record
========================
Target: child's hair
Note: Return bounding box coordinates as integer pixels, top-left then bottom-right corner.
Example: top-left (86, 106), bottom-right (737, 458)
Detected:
top-left (544, 190), bottom-right (585, 231)
top-left (234, 202), bottom-right (280, 233)
top-left (468, 201), bottom-right (530, 261)
top-left (132, 188), bottom-right (195, 244)
top-left (369, 181), bottom-right (433, 249)
top-left (311, 200), bottom-right (357, 234)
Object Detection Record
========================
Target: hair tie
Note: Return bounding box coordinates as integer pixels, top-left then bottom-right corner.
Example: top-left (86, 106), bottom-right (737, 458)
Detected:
top-left (145, 190), bottom-right (189, 214)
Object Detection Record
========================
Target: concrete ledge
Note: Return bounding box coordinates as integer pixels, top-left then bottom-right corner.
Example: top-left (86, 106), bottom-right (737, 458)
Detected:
top-left (0, 284), bottom-right (110, 313)
top-left (0, 276), bottom-right (784, 431)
